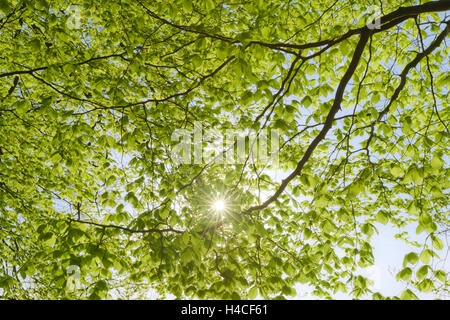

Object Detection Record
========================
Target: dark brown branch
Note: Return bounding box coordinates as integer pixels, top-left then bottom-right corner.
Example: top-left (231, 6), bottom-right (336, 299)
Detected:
top-left (0, 53), bottom-right (128, 79)
top-left (365, 21), bottom-right (450, 149)
top-left (68, 218), bottom-right (184, 234)
top-left (251, 1), bottom-right (450, 51)
top-left (241, 30), bottom-right (371, 216)
top-left (75, 55), bottom-right (235, 114)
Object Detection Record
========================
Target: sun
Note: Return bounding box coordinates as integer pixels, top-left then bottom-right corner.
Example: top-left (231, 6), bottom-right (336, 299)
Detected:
top-left (193, 189), bottom-right (236, 218)
top-left (212, 199), bottom-right (226, 212)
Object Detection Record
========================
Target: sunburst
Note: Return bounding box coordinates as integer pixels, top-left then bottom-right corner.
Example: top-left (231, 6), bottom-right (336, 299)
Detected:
top-left (192, 187), bottom-right (237, 219)
top-left (212, 199), bottom-right (226, 212)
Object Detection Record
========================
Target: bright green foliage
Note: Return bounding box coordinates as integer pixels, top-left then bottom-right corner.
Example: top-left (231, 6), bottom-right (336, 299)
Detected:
top-left (0, 0), bottom-right (449, 299)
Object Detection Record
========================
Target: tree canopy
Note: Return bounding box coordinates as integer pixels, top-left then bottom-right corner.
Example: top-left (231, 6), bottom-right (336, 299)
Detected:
top-left (0, 0), bottom-right (449, 299)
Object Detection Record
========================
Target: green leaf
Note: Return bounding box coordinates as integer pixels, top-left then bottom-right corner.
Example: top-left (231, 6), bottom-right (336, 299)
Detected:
top-left (434, 270), bottom-right (446, 283)
top-left (416, 265), bottom-right (429, 280)
top-left (400, 289), bottom-right (418, 300)
top-left (417, 279), bottom-right (434, 293)
top-left (390, 165), bottom-right (404, 177)
top-left (431, 236), bottom-right (444, 250)
top-left (419, 249), bottom-right (433, 264)
top-left (248, 286), bottom-right (258, 299)
top-left (419, 214), bottom-right (433, 228)
top-left (181, 249), bottom-right (194, 263)
top-left (182, 0), bottom-right (193, 11)
top-left (255, 223), bottom-right (267, 236)
top-left (403, 252), bottom-right (419, 266)
top-left (0, 0), bottom-right (11, 13)
top-left (361, 223), bottom-right (374, 237)
top-left (30, 39), bottom-right (41, 51)
top-left (375, 211), bottom-right (389, 225)
top-left (116, 203), bottom-right (124, 213)
top-left (396, 268), bottom-right (412, 281)
top-left (430, 156), bottom-right (443, 169)
top-left (106, 175), bottom-right (117, 186)
top-left (273, 119), bottom-right (290, 133)
top-left (301, 96), bottom-right (313, 107)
